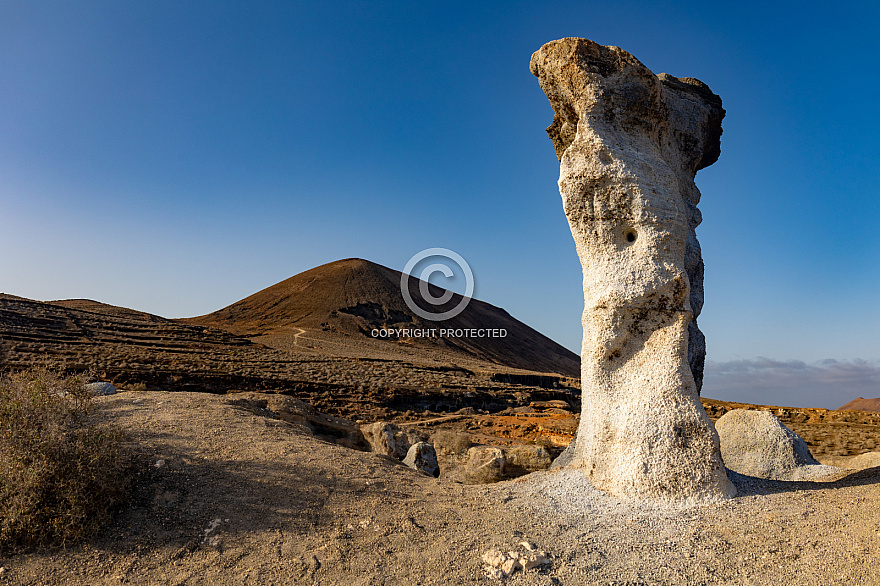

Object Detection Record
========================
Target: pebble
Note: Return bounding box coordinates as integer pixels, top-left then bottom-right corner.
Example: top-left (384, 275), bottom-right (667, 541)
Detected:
top-left (481, 549), bottom-right (505, 567)
top-left (481, 542), bottom-right (552, 579)
top-left (520, 552), bottom-right (551, 570)
top-left (500, 558), bottom-right (520, 575)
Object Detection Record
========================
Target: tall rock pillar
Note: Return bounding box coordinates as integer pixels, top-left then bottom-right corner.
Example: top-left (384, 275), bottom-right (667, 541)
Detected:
top-left (531, 38), bottom-right (734, 500)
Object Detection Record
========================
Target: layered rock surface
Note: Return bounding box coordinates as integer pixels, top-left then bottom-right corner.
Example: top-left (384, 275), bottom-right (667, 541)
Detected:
top-left (531, 37), bottom-right (733, 499)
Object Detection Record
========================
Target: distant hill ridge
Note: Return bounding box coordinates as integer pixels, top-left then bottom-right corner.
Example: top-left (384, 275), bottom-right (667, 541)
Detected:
top-left (837, 397), bottom-right (880, 412)
top-left (184, 258), bottom-right (580, 376)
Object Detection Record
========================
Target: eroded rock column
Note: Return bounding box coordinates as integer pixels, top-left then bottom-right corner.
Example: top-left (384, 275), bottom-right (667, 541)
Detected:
top-left (531, 38), bottom-right (734, 500)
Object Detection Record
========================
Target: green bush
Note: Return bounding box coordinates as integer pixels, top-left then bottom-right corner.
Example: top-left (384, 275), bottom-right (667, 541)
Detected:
top-left (0, 368), bottom-right (128, 552)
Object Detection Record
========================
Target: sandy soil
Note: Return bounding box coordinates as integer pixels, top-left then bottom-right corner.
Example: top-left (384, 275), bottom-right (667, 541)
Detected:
top-left (2, 391), bottom-right (879, 585)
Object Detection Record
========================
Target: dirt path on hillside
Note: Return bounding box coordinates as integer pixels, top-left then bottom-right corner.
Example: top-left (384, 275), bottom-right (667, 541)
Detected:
top-left (1, 391), bottom-right (879, 585)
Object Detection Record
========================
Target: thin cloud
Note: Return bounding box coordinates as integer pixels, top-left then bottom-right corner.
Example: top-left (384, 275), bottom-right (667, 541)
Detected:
top-left (702, 358), bottom-right (880, 409)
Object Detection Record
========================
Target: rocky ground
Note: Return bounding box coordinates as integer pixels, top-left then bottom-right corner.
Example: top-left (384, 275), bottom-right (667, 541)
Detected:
top-left (4, 295), bottom-right (880, 584)
top-left (5, 295), bottom-right (878, 465)
top-left (1, 390), bottom-right (879, 585)
top-left (0, 294), bottom-right (580, 420)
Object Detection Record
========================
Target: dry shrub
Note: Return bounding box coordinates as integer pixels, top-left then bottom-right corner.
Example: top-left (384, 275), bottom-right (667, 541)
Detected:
top-left (0, 368), bottom-right (128, 552)
top-left (127, 382), bottom-right (147, 393)
top-left (431, 430), bottom-right (472, 456)
top-left (533, 435), bottom-right (554, 449)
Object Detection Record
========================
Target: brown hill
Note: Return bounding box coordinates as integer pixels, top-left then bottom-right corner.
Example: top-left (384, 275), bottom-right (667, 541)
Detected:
top-left (49, 298), bottom-right (168, 322)
top-left (0, 293), bottom-right (251, 362)
top-left (1, 292), bottom-right (581, 414)
top-left (183, 258), bottom-right (580, 377)
top-left (837, 397), bottom-right (880, 412)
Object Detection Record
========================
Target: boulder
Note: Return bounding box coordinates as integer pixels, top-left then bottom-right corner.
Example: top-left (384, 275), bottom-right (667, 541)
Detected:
top-left (503, 445), bottom-right (552, 476)
top-left (360, 421), bottom-right (410, 459)
top-left (715, 409), bottom-right (834, 480)
top-left (433, 434), bottom-right (555, 483)
top-left (430, 430), bottom-right (472, 481)
top-left (86, 381), bottom-right (117, 396)
top-left (403, 442), bottom-right (439, 477)
top-left (463, 446), bottom-right (506, 484)
top-left (223, 392), bottom-right (368, 450)
top-left (531, 37), bottom-right (733, 500)
top-left (844, 452), bottom-right (880, 470)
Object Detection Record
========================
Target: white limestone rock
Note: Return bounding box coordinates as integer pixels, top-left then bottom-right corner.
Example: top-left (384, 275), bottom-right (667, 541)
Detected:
top-left (464, 446), bottom-right (506, 484)
top-left (481, 549), bottom-right (506, 568)
top-left (500, 558), bottom-right (520, 576)
top-left (481, 543), bottom-right (551, 580)
top-left (827, 451), bottom-right (880, 471)
top-left (531, 37), bottom-right (734, 500)
top-left (715, 409), bottom-right (841, 481)
top-left (502, 444), bottom-right (552, 475)
top-left (85, 381), bottom-right (117, 396)
top-left (402, 442), bottom-right (439, 477)
top-left (360, 421), bottom-right (410, 459)
top-left (484, 566), bottom-right (504, 580)
top-left (519, 551), bottom-right (551, 570)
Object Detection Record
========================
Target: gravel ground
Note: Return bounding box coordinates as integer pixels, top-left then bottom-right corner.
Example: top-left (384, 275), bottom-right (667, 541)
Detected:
top-left (1, 391), bottom-right (878, 585)
top-left (505, 467), bottom-right (880, 584)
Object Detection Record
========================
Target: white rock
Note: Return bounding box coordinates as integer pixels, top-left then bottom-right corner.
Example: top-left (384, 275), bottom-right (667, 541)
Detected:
top-left (85, 381), bottom-right (117, 396)
top-left (844, 451), bottom-right (880, 470)
top-left (500, 557), bottom-right (520, 576)
top-left (531, 37), bottom-right (734, 500)
top-left (360, 422), bottom-right (410, 459)
top-left (202, 518), bottom-right (222, 544)
top-left (503, 445), bottom-right (552, 474)
top-left (481, 549), bottom-right (506, 567)
top-left (464, 446), bottom-right (506, 484)
top-left (715, 409), bottom-right (832, 480)
top-left (520, 552), bottom-right (551, 570)
top-left (402, 442), bottom-right (439, 477)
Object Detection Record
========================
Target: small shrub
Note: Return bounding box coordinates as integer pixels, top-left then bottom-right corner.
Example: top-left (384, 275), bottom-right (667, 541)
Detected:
top-left (0, 368), bottom-right (128, 552)
top-left (127, 381), bottom-right (147, 393)
top-left (431, 430), bottom-right (472, 455)
top-left (533, 435), bottom-right (554, 449)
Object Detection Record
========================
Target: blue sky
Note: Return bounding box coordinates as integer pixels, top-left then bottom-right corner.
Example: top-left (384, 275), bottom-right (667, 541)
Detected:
top-left (2, 1), bottom-right (878, 408)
